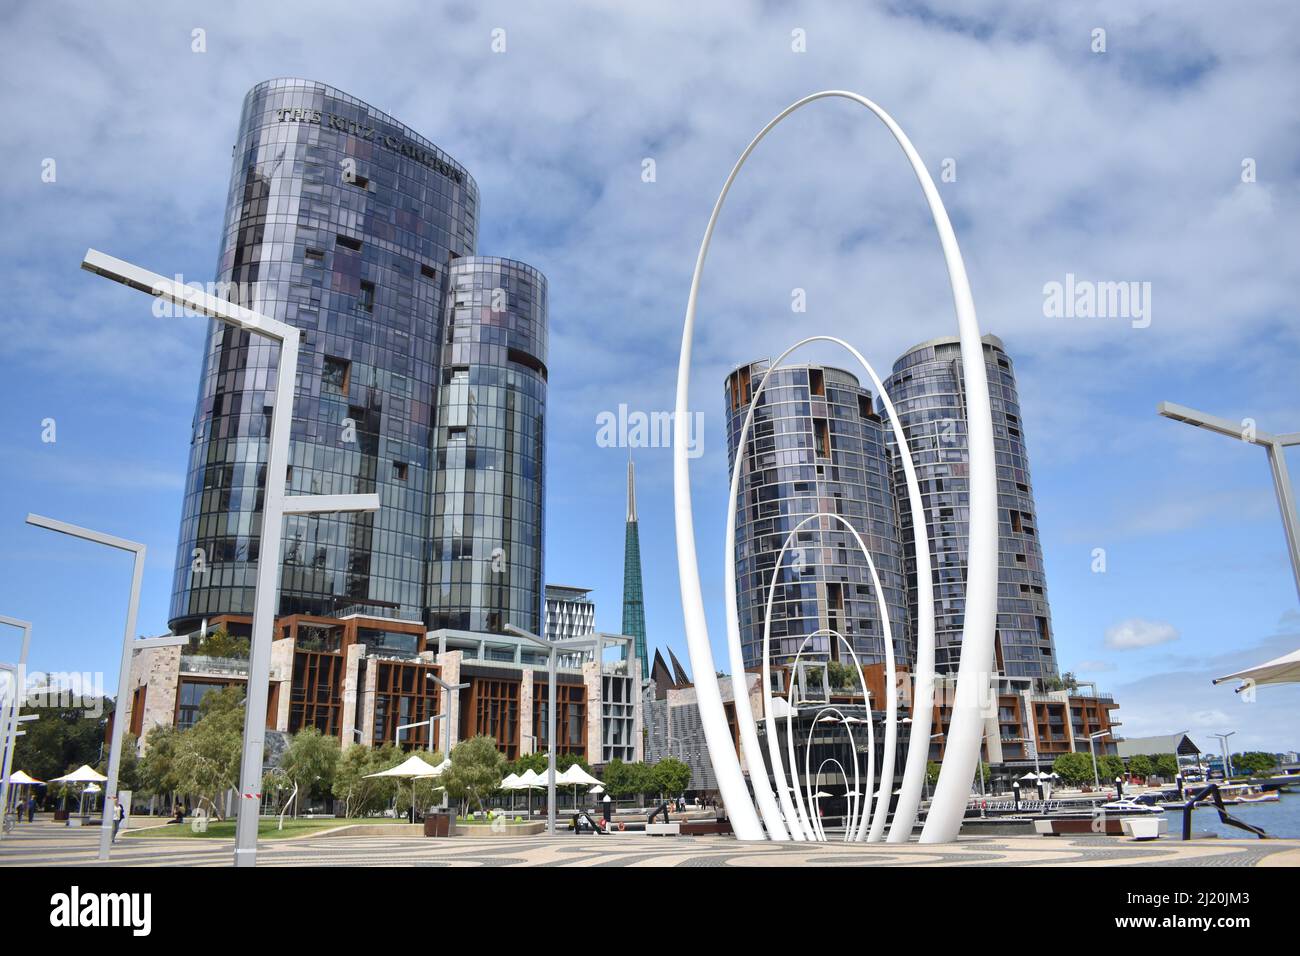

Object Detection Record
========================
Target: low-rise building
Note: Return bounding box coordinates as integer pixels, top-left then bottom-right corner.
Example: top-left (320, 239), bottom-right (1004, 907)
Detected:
top-left (123, 611), bottom-right (642, 766)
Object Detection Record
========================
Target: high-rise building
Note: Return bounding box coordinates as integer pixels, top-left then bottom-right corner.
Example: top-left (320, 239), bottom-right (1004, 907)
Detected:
top-left (544, 585), bottom-right (596, 643)
top-left (882, 334), bottom-right (1058, 681)
top-left (724, 361), bottom-right (910, 672)
top-left (168, 78), bottom-right (546, 637)
top-left (425, 257), bottom-right (547, 635)
top-left (621, 459), bottom-right (649, 679)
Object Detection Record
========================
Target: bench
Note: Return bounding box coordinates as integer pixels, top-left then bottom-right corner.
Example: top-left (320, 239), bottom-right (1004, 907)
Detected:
top-left (1120, 816), bottom-right (1168, 841)
top-left (645, 822), bottom-right (681, 836)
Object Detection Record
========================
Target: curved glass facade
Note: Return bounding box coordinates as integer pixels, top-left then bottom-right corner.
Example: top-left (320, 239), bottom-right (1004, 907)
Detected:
top-left (426, 257), bottom-right (547, 635)
top-left (170, 79), bottom-right (545, 637)
top-left (725, 362), bottom-right (910, 671)
top-left (882, 335), bottom-right (1058, 682)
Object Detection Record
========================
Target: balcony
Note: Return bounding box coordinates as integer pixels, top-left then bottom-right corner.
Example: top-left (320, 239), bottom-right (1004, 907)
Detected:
top-left (180, 655), bottom-right (249, 677)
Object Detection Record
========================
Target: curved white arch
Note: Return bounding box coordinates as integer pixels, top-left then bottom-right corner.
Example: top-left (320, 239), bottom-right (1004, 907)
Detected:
top-left (812, 758), bottom-right (854, 841)
top-left (756, 508), bottom-right (896, 841)
top-left (729, 337), bottom-right (925, 842)
top-left (778, 628), bottom-right (868, 840)
top-left (803, 710), bottom-right (857, 841)
top-left (674, 90), bottom-right (996, 843)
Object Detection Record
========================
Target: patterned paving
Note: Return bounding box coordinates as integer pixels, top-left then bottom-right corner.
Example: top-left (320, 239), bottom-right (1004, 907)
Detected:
top-left (1, 822), bottom-right (1297, 867)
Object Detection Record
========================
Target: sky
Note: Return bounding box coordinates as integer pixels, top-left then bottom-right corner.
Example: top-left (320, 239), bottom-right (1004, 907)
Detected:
top-left (1, 0), bottom-right (1298, 754)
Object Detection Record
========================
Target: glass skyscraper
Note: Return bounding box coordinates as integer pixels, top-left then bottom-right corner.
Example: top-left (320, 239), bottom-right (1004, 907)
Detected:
top-left (882, 335), bottom-right (1058, 681)
top-left (725, 361), bottom-right (910, 671)
top-left (426, 257), bottom-right (547, 634)
top-left (169, 79), bottom-right (547, 636)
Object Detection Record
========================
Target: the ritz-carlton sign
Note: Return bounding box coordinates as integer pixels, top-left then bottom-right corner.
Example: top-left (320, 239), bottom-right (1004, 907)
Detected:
top-left (275, 108), bottom-right (465, 184)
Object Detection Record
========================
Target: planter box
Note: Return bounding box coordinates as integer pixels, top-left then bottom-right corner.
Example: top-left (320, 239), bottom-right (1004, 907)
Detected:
top-left (456, 821), bottom-right (546, 837)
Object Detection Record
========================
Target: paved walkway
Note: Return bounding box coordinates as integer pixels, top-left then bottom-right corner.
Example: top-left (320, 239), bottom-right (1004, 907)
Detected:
top-left (2, 822), bottom-right (1298, 867)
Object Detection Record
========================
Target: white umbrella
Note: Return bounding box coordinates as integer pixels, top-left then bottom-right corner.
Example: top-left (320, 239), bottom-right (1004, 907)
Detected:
top-left (365, 754), bottom-right (446, 823)
top-left (50, 765), bottom-right (107, 784)
top-left (4, 770), bottom-right (43, 817)
top-left (588, 784), bottom-right (605, 794)
top-left (1214, 647), bottom-right (1300, 688)
top-left (556, 765), bottom-right (602, 808)
top-left (50, 765), bottom-right (108, 820)
top-left (514, 768), bottom-right (544, 819)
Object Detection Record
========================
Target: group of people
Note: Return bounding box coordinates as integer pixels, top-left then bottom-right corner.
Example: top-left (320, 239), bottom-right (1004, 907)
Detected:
top-left (6, 796), bottom-right (38, 823)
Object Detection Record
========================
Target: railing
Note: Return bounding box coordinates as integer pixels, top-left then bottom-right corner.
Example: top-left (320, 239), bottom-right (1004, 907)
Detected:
top-left (180, 655), bottom-right (249, 676)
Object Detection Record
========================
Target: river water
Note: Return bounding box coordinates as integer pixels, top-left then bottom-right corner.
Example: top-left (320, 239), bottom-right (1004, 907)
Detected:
top-left (1172, 791), bottom-right (1300, 838)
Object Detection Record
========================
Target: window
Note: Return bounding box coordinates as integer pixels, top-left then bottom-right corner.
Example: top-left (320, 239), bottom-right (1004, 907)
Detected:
top-left (359, 280), bottom-right (375, 312)
top-left (335, 234), bottom-right (362, 252)
top-left (349, 173), bottom-right (370, 190)
top-left (393, 461), bottom-right (408, 481)
top-left (323, 356), bottom-right (351, 393)
top-left (304, 247), bottom-right (324, 263)
top-left (420, 264), bottom-right (437, 280)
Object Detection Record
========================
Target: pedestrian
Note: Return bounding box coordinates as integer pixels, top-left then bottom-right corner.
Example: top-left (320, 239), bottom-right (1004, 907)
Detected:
top-left (111, 796), bottom-right (125, 844)
top-left (27, 795), bottom-right (36, 823)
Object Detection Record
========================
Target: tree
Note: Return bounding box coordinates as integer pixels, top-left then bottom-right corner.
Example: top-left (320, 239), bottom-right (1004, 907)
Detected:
top-left (1127, 754), bottom-right (1154, 779)
top-left (172, 686), bottom-right (245, 818)
top-left (1052, 752), bottom-right (1094, 787)
top-left (195, 627), bottom-right (249, 660)
top-left (333, 744), bottom-right (400, 818)
top-left (11, 703), bottom-right (108, 786)
top-left (1153, 753), bottom-right (1179, 779)
top-left (653, 757), bottom-right (691, 797)
top-left (443, 735), bottom-right (505, 816)
top-left (602, 758), bottom-right (633, 798)
top-left (1098, 755), bottom-right (1125, 783)
top-left (272, 728), bottom-right (340, 816)
top-left (827, 661), bottom-right (860, 691)
top-left (1233, 752), bottom-right (1277, 776)
top-left (925, 761), bottom-right (941, 786)
top-left (138, 724), bottom-right (182, 800)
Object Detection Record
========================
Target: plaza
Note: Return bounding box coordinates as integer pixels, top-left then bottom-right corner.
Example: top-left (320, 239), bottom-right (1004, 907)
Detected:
top-left (2, 822), bottom-right (1297, 868)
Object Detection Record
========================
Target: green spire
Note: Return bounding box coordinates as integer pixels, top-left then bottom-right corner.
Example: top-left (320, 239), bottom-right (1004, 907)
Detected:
top-left (622, 458), bottom-right (648, 678)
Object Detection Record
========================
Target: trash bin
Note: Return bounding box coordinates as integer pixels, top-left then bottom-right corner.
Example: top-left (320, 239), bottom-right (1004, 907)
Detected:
top-left (423, 811), bottom-right (451, 837)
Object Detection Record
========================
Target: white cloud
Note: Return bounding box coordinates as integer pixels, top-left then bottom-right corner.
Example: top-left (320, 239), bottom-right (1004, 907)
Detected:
top-left (1105, 618), bottom-right (1180, 650)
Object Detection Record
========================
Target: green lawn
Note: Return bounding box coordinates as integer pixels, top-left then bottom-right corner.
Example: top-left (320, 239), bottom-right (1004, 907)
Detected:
top-left (123, 817), bottom-right (405, 840)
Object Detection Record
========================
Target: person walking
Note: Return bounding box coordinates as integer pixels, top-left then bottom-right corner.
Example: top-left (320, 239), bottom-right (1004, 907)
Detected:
top-left (111, 795), bottom-right (125, 844)
top-left (26, 795), bottom-right (36, 823)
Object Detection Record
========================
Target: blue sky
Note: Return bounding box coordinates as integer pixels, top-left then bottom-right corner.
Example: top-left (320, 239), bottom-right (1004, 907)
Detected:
top-left (1, 1), bottom-right (1298, 752)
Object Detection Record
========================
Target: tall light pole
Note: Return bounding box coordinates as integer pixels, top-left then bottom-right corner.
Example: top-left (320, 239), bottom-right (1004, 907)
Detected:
top-left (505, 624), bottom-right (628, 835)
top-left (80, 249), bottom-right (379, 866)
top-left (1084, 730), bottom-right (1110, 791)
top-left (1213, 731), bottom-right (1237, 779)
top-left (0, 616), bottom-right (32, 837)
top-left (24, 515), bottom-right (187, 860)
top-left (425, 672), bottom-right (469, 758)
top-left (1158, 402), bottom-right (1300, 602)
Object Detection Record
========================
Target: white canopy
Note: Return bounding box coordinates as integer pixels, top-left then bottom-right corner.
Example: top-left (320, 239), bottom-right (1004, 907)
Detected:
top-left (364, 754), bottom-right (446, 779)
top-left (513, 768), bottom-right (544, 789)
top-left (50, 764), bottom-right (107, 784)
top-left (1018, 772), bottom-right (1040, 780)
top-left (588, 784), bottom-right (605, 795)
top-left (1214, 647), bottom-right (1300, 688)
top-left (5, 770), bottom-right (43, 785)
top-left (500, 772), bottom-right (521, 790)
top-left (557, 764), bottom-right (602, 787)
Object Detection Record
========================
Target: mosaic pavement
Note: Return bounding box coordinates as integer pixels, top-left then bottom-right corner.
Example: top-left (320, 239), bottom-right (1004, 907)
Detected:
top-left (2, 821), bottom-right (1298, 867)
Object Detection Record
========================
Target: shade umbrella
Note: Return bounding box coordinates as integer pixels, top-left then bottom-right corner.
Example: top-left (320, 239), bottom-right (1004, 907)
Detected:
top-left (1214, 647), bottom-right (1300, 688)
top-left (557, 764), bottom-right (601, 809)
top-left (3, 771), bottom-right (43, 816)
top-left (515, 768), bottom-right (544, 820)
top-left (50, 765), bottom-right (108, 820)
top-left (501, 773), bottom-right (521, 814)
top-left (365, 754), bottom-right (446, 823)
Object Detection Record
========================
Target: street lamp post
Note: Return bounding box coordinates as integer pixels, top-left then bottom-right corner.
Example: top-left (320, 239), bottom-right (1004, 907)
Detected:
top-left (1158, 402), bottom-right (1300, 602)
top-left (1213, 731), bottom-right (1237, 779)
top-left (80, 249), bottom-right (380, 867)
top-left (1084, 730), bottom-right (1110, 791)
top-left (424, 672), bottom-right (469, 759)
top-left (0, 616), bottom-right (32, 837)
top-left (505, 624), bottom-right (629, 835)
top-left (24, 515), bottom-right (189, 860)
